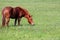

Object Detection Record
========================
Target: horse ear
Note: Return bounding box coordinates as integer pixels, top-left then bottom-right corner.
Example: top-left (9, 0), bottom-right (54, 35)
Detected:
top-left (29, 15), bottom-right (31, 17)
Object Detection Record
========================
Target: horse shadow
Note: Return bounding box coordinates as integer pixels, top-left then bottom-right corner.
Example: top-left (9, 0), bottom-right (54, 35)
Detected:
top-left (9, 24), bottom-right (35, 27)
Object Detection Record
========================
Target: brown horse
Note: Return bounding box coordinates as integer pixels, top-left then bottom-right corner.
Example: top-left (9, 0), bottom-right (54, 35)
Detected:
top-left (2, 6), bottom-right (34, 26)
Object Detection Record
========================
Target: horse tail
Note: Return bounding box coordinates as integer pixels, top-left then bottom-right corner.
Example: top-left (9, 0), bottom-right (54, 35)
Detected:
top-left (2, 10), bottom-right (5, 26)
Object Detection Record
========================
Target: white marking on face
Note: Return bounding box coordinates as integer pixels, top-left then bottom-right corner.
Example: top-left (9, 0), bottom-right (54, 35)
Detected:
top-left (31, 22), bottom-right (34, 25)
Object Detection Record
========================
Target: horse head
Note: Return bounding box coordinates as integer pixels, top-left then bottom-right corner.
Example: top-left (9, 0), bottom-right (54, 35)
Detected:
top-left (27, 15), bottom-right (34, 25)
top-left (23, 9), bottom-right (34, 25)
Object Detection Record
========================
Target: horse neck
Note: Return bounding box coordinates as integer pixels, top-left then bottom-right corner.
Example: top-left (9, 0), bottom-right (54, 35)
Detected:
top-left (21, 8), bottom-right (30, 19)
top-left (24, 13), bottom-right (31, 21)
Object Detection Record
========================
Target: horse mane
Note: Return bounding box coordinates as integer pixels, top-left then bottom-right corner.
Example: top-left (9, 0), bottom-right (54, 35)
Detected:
top-left (15, 7), bottom-right (31, 16)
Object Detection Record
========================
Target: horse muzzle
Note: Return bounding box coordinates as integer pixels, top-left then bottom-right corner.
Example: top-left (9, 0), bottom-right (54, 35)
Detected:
top-left (31, 22), bottom-right (35, 26)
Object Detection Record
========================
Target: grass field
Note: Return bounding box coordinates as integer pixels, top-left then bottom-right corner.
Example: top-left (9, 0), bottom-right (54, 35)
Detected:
top-left (0, 0), bottom-right (60, 40)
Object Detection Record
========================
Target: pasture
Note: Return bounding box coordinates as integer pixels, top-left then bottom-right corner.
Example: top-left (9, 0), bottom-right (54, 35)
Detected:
top-left (0, 0), bottom-right (60, 40)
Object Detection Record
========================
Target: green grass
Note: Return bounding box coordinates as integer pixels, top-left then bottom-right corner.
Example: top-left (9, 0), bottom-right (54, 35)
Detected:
top-left (0, 0), bottom-right (60, 40)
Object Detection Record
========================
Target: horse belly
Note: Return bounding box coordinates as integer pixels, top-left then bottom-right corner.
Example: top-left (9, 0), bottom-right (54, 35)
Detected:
top-left (10, 14), bottom-right (19, 19)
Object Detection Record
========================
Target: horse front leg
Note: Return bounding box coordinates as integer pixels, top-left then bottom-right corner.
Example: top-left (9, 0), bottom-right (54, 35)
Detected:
top-left (18, 18), bottom-right (21, 26)
top-left (14, 18), bottom-right (17, 26)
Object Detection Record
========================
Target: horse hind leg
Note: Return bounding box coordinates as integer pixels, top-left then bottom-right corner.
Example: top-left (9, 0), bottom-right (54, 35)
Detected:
top-left (5, 17), bottom-right (10, 26)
